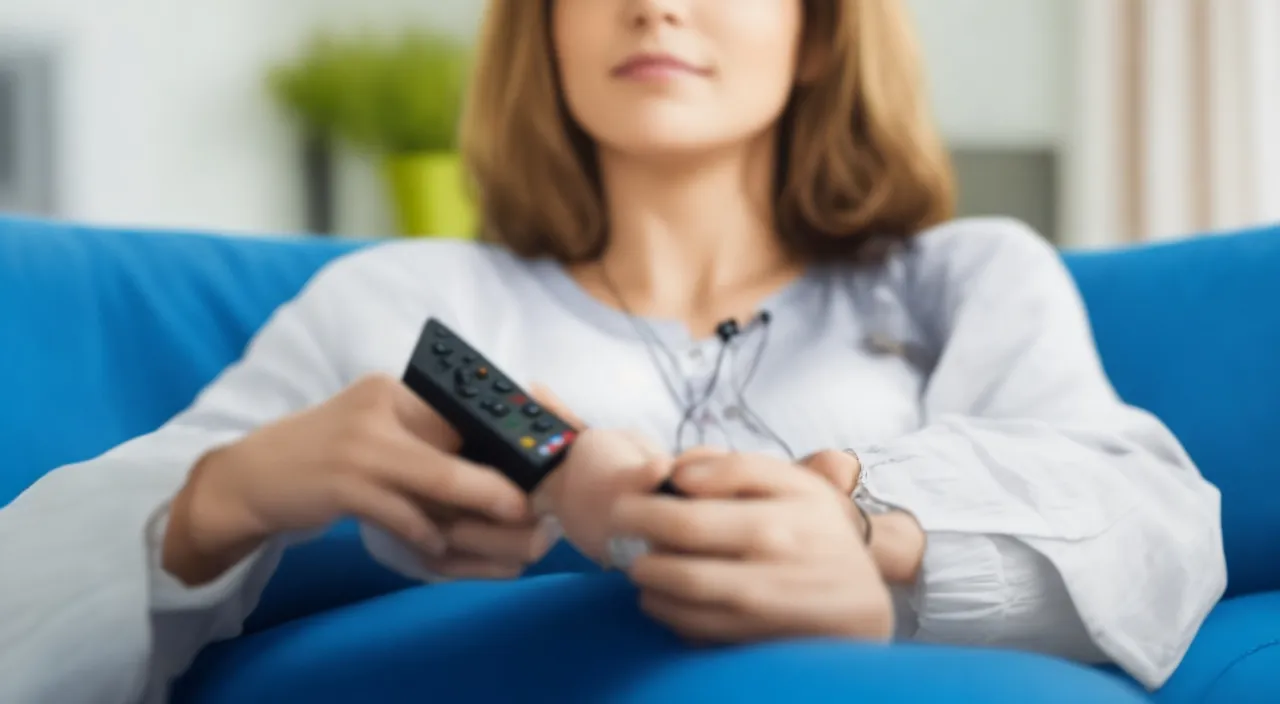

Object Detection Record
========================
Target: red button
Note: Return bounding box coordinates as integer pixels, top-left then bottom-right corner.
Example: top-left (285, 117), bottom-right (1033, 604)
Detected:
top-left (510, 394), bottom-right (528, 406)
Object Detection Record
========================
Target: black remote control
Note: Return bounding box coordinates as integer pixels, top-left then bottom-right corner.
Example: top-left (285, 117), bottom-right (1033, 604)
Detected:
top-left (402, 318), bottom-right (578, 493)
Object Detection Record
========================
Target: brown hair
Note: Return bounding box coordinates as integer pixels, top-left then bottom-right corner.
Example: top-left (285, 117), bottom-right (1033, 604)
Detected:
top-left (460, 0), bottom-right (956, 265)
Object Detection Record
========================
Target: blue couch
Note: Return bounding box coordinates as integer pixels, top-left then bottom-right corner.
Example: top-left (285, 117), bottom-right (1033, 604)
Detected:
top-left (1, 215), bottom-right (1276, 703)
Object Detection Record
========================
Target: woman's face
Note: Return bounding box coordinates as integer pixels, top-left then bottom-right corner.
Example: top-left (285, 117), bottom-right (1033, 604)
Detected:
top-left (552, 0), bottom-right (805, 158)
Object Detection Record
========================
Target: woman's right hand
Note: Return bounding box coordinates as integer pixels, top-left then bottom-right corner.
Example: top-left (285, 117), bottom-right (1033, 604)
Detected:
top-left (162, 374), bottom-right (542, 586)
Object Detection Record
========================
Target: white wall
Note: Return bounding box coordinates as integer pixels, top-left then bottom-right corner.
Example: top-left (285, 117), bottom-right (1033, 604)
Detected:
top-left (907, 0), bottom-right (1074, 148)
top-left (0, 0), bottom-right (484, 237)
top-left (1, 0), bottom-right (1071, 237)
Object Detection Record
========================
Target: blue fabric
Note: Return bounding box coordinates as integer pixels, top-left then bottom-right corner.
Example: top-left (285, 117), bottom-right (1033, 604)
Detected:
top-left (3, 214), bottom-right (1279, 702)
top-left (1149, 591), bottom-right (1280, 704)
top-left (177, 573), bottom-right (1149, 704)
top-left (0, 216), bottom-right (361, 505)
top-left (247, 521), bottom-right (600, 634)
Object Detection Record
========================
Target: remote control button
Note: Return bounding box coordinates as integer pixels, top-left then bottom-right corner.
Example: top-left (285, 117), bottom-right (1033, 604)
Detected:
top-left (536, 431), bottom-right (574, 457)
top-left (454, 368), bottom-right (470, 385)
top-left (436, 358), bottom-right (455, 371)
top-left (494, 379), bottom-right (514, 393)
top-left (433, 327), bottom-right (450, 338)
top-left (458, 385), bottom-right (479, 398)
top-left (475, 366), bottom-right (490, 380)
top-left (520, 436), bottom-right (536, 449)
top-left (489, 403), bottom-right (510, 417)
top-left (532, 418), bottom-right (553, 433)
top-left (461, 355), bottom-right (476, 365)
top-left (431, 343), bottom-right (451, 356)
top-left (522, 403), bottom-right (542, 418)
top-left (479, 399), bottom-right (494, 411)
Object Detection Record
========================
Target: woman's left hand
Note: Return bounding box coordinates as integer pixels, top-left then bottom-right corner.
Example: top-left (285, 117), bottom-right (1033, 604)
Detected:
top-left (610, 451), bottom-right (894, 643)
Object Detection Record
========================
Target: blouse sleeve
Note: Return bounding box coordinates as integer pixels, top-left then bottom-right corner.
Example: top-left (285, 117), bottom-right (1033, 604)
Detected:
top-left (853, 218), bottom-right (1226, 690)
top-left (0, 244), bottom-right (455, 703)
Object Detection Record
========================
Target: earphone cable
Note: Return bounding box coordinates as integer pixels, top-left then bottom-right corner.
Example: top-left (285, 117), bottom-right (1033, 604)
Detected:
top-left (599, 263), bottom-right (785, 457)
top-left (730, 318), bottom-right (797, 460)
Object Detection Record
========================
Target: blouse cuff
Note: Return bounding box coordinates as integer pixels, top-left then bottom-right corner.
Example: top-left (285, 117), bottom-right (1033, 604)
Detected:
top-left (850, 443), bottom-right (1011, 644)
top-left (903, 532), bottom-right (1008, 644)
top-left (145, 502), bottom-right (269, 613)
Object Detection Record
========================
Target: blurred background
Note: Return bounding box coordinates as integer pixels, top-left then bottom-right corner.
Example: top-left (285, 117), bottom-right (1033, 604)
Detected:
top-left (0, 0), bottom-right (1276, 248)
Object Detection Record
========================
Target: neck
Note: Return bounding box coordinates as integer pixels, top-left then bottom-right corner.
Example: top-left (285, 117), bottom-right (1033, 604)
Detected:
top-left (582, 131), bottom-right (801, 332)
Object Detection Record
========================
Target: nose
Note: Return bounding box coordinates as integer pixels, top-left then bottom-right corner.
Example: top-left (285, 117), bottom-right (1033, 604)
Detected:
top-left (625, 0), bottom-right (684, 30)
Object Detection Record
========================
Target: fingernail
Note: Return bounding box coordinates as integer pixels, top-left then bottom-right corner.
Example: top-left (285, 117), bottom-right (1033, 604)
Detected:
top-left (540, 515), bottom-right (564, 544)
top-left (531, 490), bottom-right (555, 517)
top-left (497, 496), bottom-right (527, 522)
top-left (607, 535), bottom-right (650, 571)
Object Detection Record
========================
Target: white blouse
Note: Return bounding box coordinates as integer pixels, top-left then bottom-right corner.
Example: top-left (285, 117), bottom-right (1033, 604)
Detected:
top-left (0, 218), bottom-right (1226, 702)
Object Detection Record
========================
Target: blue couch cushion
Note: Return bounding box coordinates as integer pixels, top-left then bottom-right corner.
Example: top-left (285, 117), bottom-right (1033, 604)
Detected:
top-left (177, 572), bottom-right (1151, 704)
top-left (1150, 591), bottom-right (1280, 704)
top-left (1064, 225), bottom-right (1280, 598)
top-left (0, 216), bottom-right (360, 505)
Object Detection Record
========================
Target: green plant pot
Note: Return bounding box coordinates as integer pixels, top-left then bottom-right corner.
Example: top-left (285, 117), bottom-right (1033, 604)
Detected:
top-left (383, 152), bottom-right (477, 238)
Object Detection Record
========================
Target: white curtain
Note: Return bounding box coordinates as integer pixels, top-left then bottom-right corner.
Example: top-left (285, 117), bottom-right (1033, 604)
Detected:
top-left (1066, 0), bottom-right (1280, 246)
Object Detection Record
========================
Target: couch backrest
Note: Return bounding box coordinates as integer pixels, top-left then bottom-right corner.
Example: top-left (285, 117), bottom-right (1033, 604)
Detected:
top-left (0, 217), bottom-right (361, 502)
top-left (2, 216), bottom-right (1277, 597)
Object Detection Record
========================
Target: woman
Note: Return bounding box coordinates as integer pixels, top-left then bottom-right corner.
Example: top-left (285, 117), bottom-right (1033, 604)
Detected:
top-left (0, 0), bottom-right (1224, 701)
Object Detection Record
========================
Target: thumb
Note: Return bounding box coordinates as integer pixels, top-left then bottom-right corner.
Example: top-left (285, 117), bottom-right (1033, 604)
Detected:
top-left (798, 449), bottom-right (860, 495)
top-left (528, 383), bottom-right (588, 430)
top-left (630, 456), bottom-right (674, 492)
top-left (675, 446), bottom-right (730, 465)
top-left (386, 379), bottom-right (463, 451)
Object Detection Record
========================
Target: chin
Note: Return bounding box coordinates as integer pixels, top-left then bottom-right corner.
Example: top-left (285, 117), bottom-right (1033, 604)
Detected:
top-left (579, 97), bottom-right (781, 164)
top-left (590, 120), bottom-right (759, 164)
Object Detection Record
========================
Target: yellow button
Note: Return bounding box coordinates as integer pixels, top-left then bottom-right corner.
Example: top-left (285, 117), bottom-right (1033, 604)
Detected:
top-left (520, 436), bottom-right (536, 449)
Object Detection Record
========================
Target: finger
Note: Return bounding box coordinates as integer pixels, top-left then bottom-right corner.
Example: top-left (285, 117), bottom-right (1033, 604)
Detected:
top-left (798, 449), bottom-right (859, 495)
top-left (669, 453), bottom-right (820, 499)
top-left (378, 436), bottom-right (531, 523)
top-left (674, 446), bottom-right (730, 464)
top-left (387, 380), bottom-right (463, 451)
top-left (445, 516), bottom-right (562, 564)
top-left (527, 383), bottom-right (588, 430)
top-left (629, 455), bottom-right (675, 491)
top-left (337, 479), bottom-right (448, 557)
top-left (629, 553), bottom-right (751, 606)
top-left (421, 499), bottom-right (467, 526)
top-left (611, 495), bottom-right (775, 557)
top-left (640, 589), bottom-right (771, 643)
top-left (421, 555), bottom-right (526, 581)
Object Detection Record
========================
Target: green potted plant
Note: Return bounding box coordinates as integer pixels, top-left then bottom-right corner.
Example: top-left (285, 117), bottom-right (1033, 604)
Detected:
top-left (269, 31), bottom-right (476, 239)
top-left (363, 32), bottom-right (475, 239)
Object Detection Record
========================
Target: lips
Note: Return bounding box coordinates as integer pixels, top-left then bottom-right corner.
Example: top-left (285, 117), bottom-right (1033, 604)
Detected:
top-left (612, 52), bottom-right (710, 79)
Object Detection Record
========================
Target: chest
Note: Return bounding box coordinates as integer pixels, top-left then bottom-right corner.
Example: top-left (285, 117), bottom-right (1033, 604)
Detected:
top-left (524, 328), bottom-right (927, 459)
